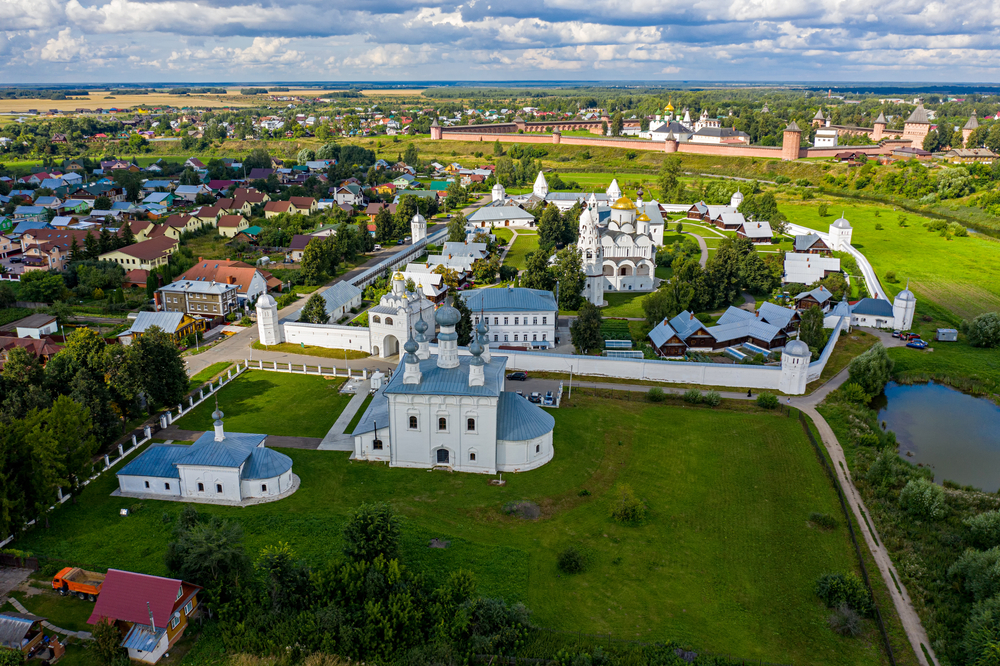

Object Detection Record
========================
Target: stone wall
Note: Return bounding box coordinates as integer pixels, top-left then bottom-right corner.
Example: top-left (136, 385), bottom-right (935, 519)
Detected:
top-left (282, 322), bottom-right (373, 352)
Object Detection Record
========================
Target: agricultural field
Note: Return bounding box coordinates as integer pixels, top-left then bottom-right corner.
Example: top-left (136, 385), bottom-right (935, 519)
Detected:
top-left (12, 397), bottom-right (889, 665)
top-left (0, 91), bottom-right (261, 113)
top-left (781, 199), bottom-right (1000, 319)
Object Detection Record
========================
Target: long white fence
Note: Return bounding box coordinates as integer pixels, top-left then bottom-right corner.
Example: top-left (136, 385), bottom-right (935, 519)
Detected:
top-left (786, 223), bottom-right (885, 300)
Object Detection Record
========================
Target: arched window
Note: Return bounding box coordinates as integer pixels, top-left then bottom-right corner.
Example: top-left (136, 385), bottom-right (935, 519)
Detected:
top-left (470, 451), bottom-right (477, 461)
top-left (438, 417), bottom-right (447, 431)
top-left (408, 415), bottom-right (417, 429)
top-left (385, 317), bottom-right (393, 325)
top-left (372, 315), bottom-right (380, 323)
top-left (216, 483), bottom-right (223, 493)
top-left (467, 418), bottom-right (475, 431)
top-left (373, 439), bottom-right (383, 450)
top-left (197, 482), bottom-right (204, 492)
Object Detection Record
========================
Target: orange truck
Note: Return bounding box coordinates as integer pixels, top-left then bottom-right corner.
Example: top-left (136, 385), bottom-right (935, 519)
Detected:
top-left (51, 567), bottom-right (105, 601)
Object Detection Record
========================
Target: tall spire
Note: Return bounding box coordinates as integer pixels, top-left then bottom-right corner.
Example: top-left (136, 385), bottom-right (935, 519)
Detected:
top-left (212, 395), bottom-right (225, 442)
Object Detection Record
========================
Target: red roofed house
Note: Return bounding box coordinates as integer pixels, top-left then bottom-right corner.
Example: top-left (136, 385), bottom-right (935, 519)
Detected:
top-left (88, 569), bottom-right (201, 664)
top-left (216, 215), bottom-right (249, 238)
top-left (0, 337), bottom-right (61, 369)
top-left (262, 197), bottom-right (318, 219)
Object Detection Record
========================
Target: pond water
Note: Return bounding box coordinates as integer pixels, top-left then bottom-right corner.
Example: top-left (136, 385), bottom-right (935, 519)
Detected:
top-left (875, 382), bottom-right (1000, 492)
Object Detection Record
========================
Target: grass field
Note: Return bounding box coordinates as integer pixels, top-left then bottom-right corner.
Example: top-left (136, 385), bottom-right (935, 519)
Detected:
top-left (493, 228), bottom-right (514, 244)
top-left (188, 361), bottom-right (233, 391)
top-left (250, 340), bottom-right (370, 360)
top-left (782, 199), bottom-right (1000, 319)
top-left (173, 371), bottom-right (351, 438)
top-left (9, 589), bottom-right (95, 633)
top-left (0, 91), bottom-right (261, 113)
top-left (503, 234), bottom-right (541, 270)
top-left (11, 398), bottom-right (885, 664)
top-left (601, 292), bottom-right (652, 318)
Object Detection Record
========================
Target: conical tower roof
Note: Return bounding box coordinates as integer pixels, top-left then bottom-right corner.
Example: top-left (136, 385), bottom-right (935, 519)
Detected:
top-left (785, 120), bottom-right (802, 132)
top-left (904, 105), bottom-right (929, 125)
top-left (964, 112), bottom-right (979, 130)
top-left (812, 108), bottom-right (825, 120)
top-left (874, 111), bottom-right (887, 125)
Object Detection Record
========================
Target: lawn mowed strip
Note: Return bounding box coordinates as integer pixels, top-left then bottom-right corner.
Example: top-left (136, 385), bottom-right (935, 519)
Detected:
top-left (13, 398), bottom-right (882, 665)
top-left (174, 371), bottom-right (351, 438)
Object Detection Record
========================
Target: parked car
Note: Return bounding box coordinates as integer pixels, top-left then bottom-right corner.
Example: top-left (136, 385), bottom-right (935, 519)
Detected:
top-left (404, 236), bottom-right (412, 243)
top-left (373, 244), bottom-right (382, 251)
top-left (907, 339), bottom-right (928, 349)
top-left (892, 330), bottom-right (901, 338)
top-left (506, 372), bottom-right (528, 381)
top-left (529, 392), bottom-right (542, 403)
top-left (9, 257), bottom-right (21, 263)
top-left (543, 391), bottom-right (554, 406)
top-left (900, 332), bottom-right (921, 341)
top-left (515, 390), bottom-right (524, 397)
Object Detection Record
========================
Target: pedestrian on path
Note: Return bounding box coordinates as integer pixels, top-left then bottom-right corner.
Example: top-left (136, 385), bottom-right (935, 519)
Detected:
top-left (747, 389), bottom-right (752, 398)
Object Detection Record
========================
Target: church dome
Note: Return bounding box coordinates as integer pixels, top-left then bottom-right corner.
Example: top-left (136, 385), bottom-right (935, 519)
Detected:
top-left (415, 318), bottom-right (428, 334)
top-left (475, 317), bottom-right (489, 334)
top-left (393, 271), bottom-right (404, 280)
top-left (257, 293), bottom-right (276, 308)
top-left (894, 289), bottom-right (916, 303)
top-left (636, 212), bottom-right (650, 222)
top-left (832, 216), bottom-right (852, 229)
top-left (784, 339), bottom-right (811, 358)
top-left (411, 213), bottom-right (426, 225)
top-left (403, 336), bottom-right (418, 354)
top-left (611, 196), bottom-right (636, 210)
top-left (665, 101), bottom-right (674, 112)
top-left (435, 302), bottom-right (461, 326)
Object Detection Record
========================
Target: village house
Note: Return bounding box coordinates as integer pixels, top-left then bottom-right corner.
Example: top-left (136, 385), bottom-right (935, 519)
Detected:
top-left (794, 286), bottom-right (834, 312)
top-left (158, 279), bottom-right (239, 320)
top-left (176, 258), bottom-right (280, 305)
top-left (0, 337), bottom-right (61, 369)
top-left (11, 313), bottom-right (58, 338)
top-left (20, 228), bottom-right (92, 272)
top-left (216, 215), bottom-right (250, 238)
top-left (263, 197), bottom-right (318, 218)
top-left (87, 569), bottom-right (201, 664)
top-left (288, 234), bottom-right (312, 261)
top-left (100, 236), bottom-right (178, 271)
top-left (118, 311), bottom-right (203, 345)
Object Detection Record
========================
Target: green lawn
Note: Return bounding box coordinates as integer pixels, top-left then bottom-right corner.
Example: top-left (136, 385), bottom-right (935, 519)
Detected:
top-left (188, 362), bottom-right (233, 391)
top-left (173, 371), bottom-right (351, 438)
top-left (503, 234), bottom-right (541, 271)
top-left (12, 398), bottom-right (887, 665)
top-left (250, 340), bottom-right (370, 360)
top-left (782, 199), bottom-right (1000, 319)
top-left (600, 292), bottom-right (652, 318)
top-left (345, 393), bottom-right (374, 435)
top-left (493, 228), bottom-right (514, 244)
top-left (9, 589), bottom-right (96, 633)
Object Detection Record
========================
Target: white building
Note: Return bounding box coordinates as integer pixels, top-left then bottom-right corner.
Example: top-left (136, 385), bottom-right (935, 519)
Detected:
top-left (784, 253), bottom-right (842, 285)
top-left (828, 215), bottom-right (853, 252)
top-left (461, 287), bottom-right (558, 349)
top-left (848, 289), bottom-right (916, 330)
top-left (814, 127), bottom-right (839, 148)
top-left (411, 212), bottom-right (427, 243)
top-left (116, 411), bottom-right (294, 503)
top-left (367, 273), bottom-right (437, 357)
top-left (351, 302), bottom-right (555, 474)
top-left (466, 204), bottom-right (537, 229)
top-left (595, 195), bottom-right (657, 294)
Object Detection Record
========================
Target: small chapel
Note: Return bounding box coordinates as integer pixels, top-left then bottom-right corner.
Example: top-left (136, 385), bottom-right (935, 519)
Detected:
top-left (351, 300), bottom-right (555, 474)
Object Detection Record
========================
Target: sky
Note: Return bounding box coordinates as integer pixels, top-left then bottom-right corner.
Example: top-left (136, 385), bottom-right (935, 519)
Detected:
top-left (3, 0), bottom-right (998, 84)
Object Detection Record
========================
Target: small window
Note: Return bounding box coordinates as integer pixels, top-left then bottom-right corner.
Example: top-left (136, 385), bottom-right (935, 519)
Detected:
top-left (171, 615), bottom-right (180, 629)
top-left (373, 439), bottom-right (383, 450)
top-left (467, 418), bottom-right (475, 431)
top-left (409, 415), bottom-right (418, 429)
top-left (184, 601), bottom-right (194, 615)
top-left (542, 333), bottom-right (547, 340)
top-left (533, 317), bottom-right (537, 325)
top-left (514, 317), bottom-right (519, 325)
top-left (504, 317), bottom-right (508, 325)
top-left (493, 317), bottom-right (498, 325)
top-left (504, 334), bottom-right (508, 341)
top-left (165, 482), bottom-right (170, 490)
top-left (144, 481), bottom-right (149, 489)
top-left (373, 315), bottom-right (380, 323)
top-left (514, 334), bottom-right (518, 341)
top-left (533, 334), bottom-right (537, 341)
top-left (261, 484), bottom-right (267, 492)
top-left (216, 483), bottom-right (223, 493)
top-left (385, 317), bottom-right (393, 325)
top-left (535, 445), bottom-right (540, 453)
top-left (470, 452), bottom-right (477, 461)
top-left (494, 334), bottom-right (498, 341)
top-left (438, 417), bottom-right (447, 431)
top-left (197, 482), bottom-right (204, 492)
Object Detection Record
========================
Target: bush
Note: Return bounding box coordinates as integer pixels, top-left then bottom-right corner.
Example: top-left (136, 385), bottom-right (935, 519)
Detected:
top-left (609, 484), bottom-right (646, 524)
top-left (949, 547), bottom-right (1000, 602)
top-left (774, 175), bottom-right (791, 184)
top-left (828, 604), bottom-right (864, 637)
top-left (875, 223), bottom-right (884, 230)
top-left (965, 511), bottom-right (1000, 549)
top-left (899, 477), bottom-right (947, 520)
top-left (815, 572), bottom-right (873, 616)
top-left (342, 502), bottom-right (401, 563)
top-left (965, 312), bottom-right (1000, 348)
top-left (703, 390), bottom-right (721, 407)
top-left (756, 392), bottom-right (779, 409)
top-left (885, 271), bottom-right (897, 282)
top-left (557, 547), bottom-right (586, 574)
top-left (837, 382), bottom-right (871, 404)
top-left (682, 388), bottom-right (702, 404)
top-left (848, 343), bottom-right (894, 396)
top-left (810, 512), bottom-right (838, 530)
top-left (646, 387), bottom-right (666, 402)
top-left (962, 594), bottom-right (1000, 664)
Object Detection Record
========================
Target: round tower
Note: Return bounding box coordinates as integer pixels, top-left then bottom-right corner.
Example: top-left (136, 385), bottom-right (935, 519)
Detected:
top-left (782, 121), bottom-right (802, 161)
top-left (551, 130), bottom-right (561, 145)
top-left (872, 111), bottom-right (887, 141)
top-left (829, 215), bottom-right (853, 251)
top-left (663, 131), bottom-right (678, 153)
top-left (410, 212), bottom-right (427, 243)
top-left (730, 188), bottom-right (744, 208)
top-left (491, 181), bottom-right (506, 203)
top-left (429, 118), bottom-right (442, 140)
top-left (893, 289), bottom-right (916, 331)
top-left (256, 293), bottom-right (283, 346)
top-left (963, 112), bottom-right (979, 147)
top-left (778, 339), bottom-right (811, 395)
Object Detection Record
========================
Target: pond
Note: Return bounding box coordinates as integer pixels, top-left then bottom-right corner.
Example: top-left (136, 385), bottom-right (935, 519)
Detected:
top-left (876, 382), bottom-right (1000, 492)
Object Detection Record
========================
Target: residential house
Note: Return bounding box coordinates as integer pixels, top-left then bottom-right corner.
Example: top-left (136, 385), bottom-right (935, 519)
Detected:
top-left (87, 569), bottom-right (201, 664)
top-left (100, 236), bottom-right (178, 271)
top-left (392, 173), bottom-right (416, 188)
top-left (119, 311), bottom-right (203, 345)
top-left (365, 202), bottom-right (396, 222)
top-left (793, 233), bottom-right (831, 255)
top-left (174, 184), bottom-right (211, 202)
top-left (263, 197), bottom-right (318, 218)
top-left (372, 182), bottom-right (396, 197)
top-left (142, 192), bottom-right (176, 207)
top-left (184, 157), bottom-right (206, 169)
top-left (784, 253), bottom-right (841, 285)
top-left (121, 219), bottom-right (157, 242)
top-left (736, 220), bottom-right (773, 244)
top-left (461, 287), bottom-right (558, 348)
top-left (158, 279), bottom-right (239, 320)
top-left (11, 313), bottom-right (59, 338)
top-left (176, 258), bottom-right (279, 305)
top-left (20, 228), bottom-right (91, 272)
top-left (190, 206), bottom-right (222, 228)
top-left (215, 198), bottom-right (253, 217)
top-left (216, 215), bottom-right (249, 238)
top-left (288, 234), bottom-right (312, 261)
top-left (61, 199), bottom-right (92, 215)
top-left (123, 269), bottom-right (149, 289)
top-left (944, 148), bottom-right (996, 164)
top-left (13, 206), bottom-right (47, 222)
top-left (0, 233), bottom-right (17, 258)
top-left (331, 185), bottom-right (363, 206)
top-left (141, 180), bottom-right (176, 195)
top-left (794, 286), bottom-right (834, 312)
top-left (207, 180), bottom-right (235, 192)
top-left (466, 204), bottom-right (537, 229)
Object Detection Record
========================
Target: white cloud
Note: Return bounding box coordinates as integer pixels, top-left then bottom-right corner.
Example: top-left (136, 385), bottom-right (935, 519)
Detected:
top-left (39, 28), bottom-right (88, 61)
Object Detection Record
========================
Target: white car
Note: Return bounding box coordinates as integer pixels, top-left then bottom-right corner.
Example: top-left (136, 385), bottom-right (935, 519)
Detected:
top-left (373, 244), bottom-right (382, 251)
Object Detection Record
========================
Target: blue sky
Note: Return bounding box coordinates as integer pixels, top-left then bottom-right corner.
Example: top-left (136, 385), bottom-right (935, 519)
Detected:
top-left (3, 0), bottom-right (997, 83)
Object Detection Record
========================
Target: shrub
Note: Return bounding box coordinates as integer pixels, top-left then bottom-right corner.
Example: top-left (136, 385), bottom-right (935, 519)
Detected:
top-left (848, 343), bottom-right (894, 396)
top-left (962, 594), bottom-right (1000, 664)
top-left (682, 388), bottom-right (702, 404)
top-left (828, 604), bottom-right (864, 637)
top-left (818, 203), bottom-right (829, 217)
top-left (703, 390), bottom-right (721, 407)
top-left (90, 617), bottom-right (127, 666)
top-left (609, 484), bottom-right (646, 524)
top-left (875, 223), bottom-right (884, 230)
top-left (815, 572), bottom-right (873, 616)
top-left (796, 179), bottom-right (812, 187)
top-left (557, 547), bottom-right (586, 574)
top-left (646, 387), bottom-right (666, 402)
top-left (756, 392), bottom-right (779, 409)
top-left (949, 547), bottom-right (1000, 602)
top-left (774, 175), bottom-right (791, 184)
top-left (885, 270), bottom-right (897, 282)
top-left (809, 512), bottom-right (838, 530)
top-left (838, 382), bottom-right (871, 404)
top-left (342, 502), bottom-right (401, 563)
top-left (965, 511), bottom-right (1000, 549)
top-left (899, 477), bottom-right (947, 520)
top-left (965, 312), bottom-right (1000, 348)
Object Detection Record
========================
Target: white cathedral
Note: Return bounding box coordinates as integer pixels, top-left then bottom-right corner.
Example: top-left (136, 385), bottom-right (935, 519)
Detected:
top-left (351, 300), bottom-right (556, 474)
top-left (578, 191), bottom-right (658, 306)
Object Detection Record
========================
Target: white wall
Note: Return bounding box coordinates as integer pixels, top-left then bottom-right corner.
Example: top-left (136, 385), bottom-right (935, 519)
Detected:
top-left (475, 311), bottom-right (555, 346)
top-left (387, 394), bottom-right (499, 473)
top-left (282, 322), bottom-right (373, 352)
top-left (119, 475), bottom-right (181, 497)
top-left (497, 431), bottom-right (554, 472)
top-left (178, 465), bottom-right (243, 502)
top-left (241, 469), bottom-right (293, 498)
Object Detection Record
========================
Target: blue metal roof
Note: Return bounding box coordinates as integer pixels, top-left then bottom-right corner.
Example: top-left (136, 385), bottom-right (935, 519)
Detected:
top-left (351, 386), bottom-right (390, 436)
top-left (121, 624), bottom-right (166, 652)
top-left (708, 319), bottom-right (783, 344)
top-left (496, 392), bottom-right (555, 441)
top-left (851, 298), bottom-right (894, 317)
top-left (383, 355), bottom-right (507, 397)
top-left (460, 287), bottom-right (557, 313)
top-left (795, 286), bottom-right (832, 304)
top-left (289, 280), bottom-right (361, 321)
top-left (758, 301), bottom-right (797, 329)
top-left (127, 311), bottom-right (187, 335)
top-left (715, 306), bottom-right (754, 326)
top-left (117, 444), bottom-right (190, 479)
top-left (669, 311), bottom-right (708, 340)
top-left (241, 446), bottom-right (293, 480)
top-left (648, 319), bottom-right (680, 348)
top-left (176, 431), bottom-right (265, 468)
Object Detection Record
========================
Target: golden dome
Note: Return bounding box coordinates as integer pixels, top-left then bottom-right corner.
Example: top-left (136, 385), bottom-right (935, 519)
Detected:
top-left (665, 101), bottom-right (674, 112)
top-left (611, 196), bottom-right (636, 210)
top-left (636, 212), bottom-right (650, 222)
top-left (393, 271), bottom-right (404, 280)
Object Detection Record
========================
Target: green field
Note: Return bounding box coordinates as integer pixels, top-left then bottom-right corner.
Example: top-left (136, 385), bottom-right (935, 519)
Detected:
top-left (250, 340), bottom-right (371, 360)
top-left (11, 398), bottom-right (884, 664)
top-left (188, 361), bottom-right (234, 391)
top-left (503, 233), bottom-right (541, 270)
top-left (9, 589), bottom-right (96, 633)
top-left (782, 199), bottom-right (1000, 319)
top-left (173, 371), bottom-right (351, 438)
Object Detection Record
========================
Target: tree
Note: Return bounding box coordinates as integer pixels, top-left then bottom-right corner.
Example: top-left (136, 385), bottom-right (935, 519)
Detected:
top-left (62, 327), bottom-right (107, 375)
top-left (93, 194), bottom-right (112, 211)
top-left (91, 617), bottom-right (127, 666)
top-left (300, 238), bottom-right (331, 285)
top-left (537, 204), bottom-right (564, 248)
top-left (343, 502), bottom-right (401, 563)
top-left (2, 345), bottom-right (44, 387)
top-left (297, 148), bottom-right (315, 164)
top-left (847, 342), bottom-right (894, 396)
top-left (0, 282), bottom-right (15, 309)
top-left (643, 279), bottom-right (692, 327)
top-left (493, 138), bottom-right (503, 156)
top-left (374, 207), bottom-right (394, 243)
top-left (611, 112), bottom-right (624, 137)
top-left (179, 168), bottom-right (200, 186)
top-left (453, 294), bottom-right (474, 346)
top-left (706, 236), bottom-right (752, 308)
top-left (119, 221), bottom-right (136, 247)
top-left (131, 326), bottom-right (188, 409)
top-left (165, 514), bottom-right (251, 594)
top-left (658, 155), bottom-right (682, 200)
top-left (966, 312), bottom-right (1000, 348)
top-left (739, 251), bottom-right (776, 295)
top-left (403, 143), bottom-right (419, 167)
top-left (394, 195), bottom-right (419, 238)
top-left (45, 395), bottom-right (99, 497)
top-left (243, 147), bottom-right (272, 172)
top-left (551, 245), bottom-right (585, 310)
top-left (112, 170), bottom-right (143, 202)
top-left (570, 301), bottom-right (603, 353)
top-left (84, 231), bottom-right (99, 260)
top-left (922, 130), bottom-right (941, 154)
top-left (18, 270), bottom-right (66, 302)
top-left (799, 305), bottom-right (826, 351)
top-left (520, 246), bottom-right (554, 291)
top-left (300, 292), bottom-right (330, 324)
top-left (473, 255), bottom-right (500, 284)
top-left (447, 212), bottom-right (466, 243)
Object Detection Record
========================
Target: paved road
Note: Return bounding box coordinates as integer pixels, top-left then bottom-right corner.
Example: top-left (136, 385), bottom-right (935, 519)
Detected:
top-left (685, 232), bottom-right (709, 268)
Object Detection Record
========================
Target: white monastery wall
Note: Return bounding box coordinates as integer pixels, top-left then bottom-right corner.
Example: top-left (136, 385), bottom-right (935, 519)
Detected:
top-left (282, 322), bottom-right (373, 352)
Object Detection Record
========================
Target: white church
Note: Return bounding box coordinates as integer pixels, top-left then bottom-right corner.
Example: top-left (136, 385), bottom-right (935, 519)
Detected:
top-left (350, 300), bottom-right (556, 474)
top-left (578, 191), bottom-right (658, 306)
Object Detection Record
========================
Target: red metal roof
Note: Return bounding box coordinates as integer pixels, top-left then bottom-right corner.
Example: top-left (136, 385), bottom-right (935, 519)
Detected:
top-left (87, 569), bottom-right (186, 628)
